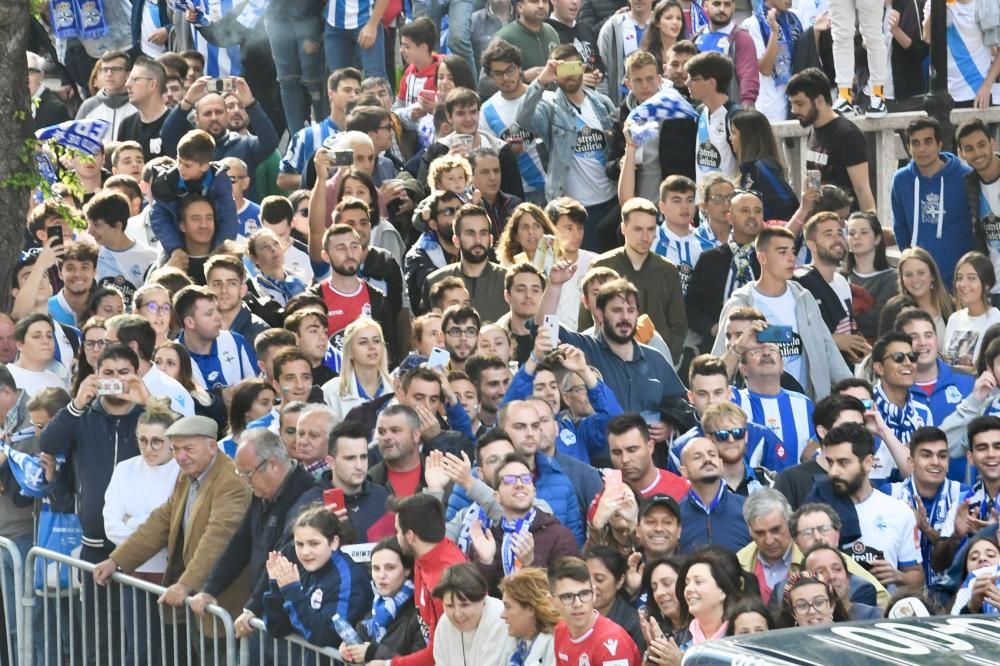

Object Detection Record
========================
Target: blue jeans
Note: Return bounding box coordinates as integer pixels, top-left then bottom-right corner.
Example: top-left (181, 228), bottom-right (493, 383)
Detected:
top-left (265, 17), bottom-right (327, 133)
top-left (324, 23), bottom-right (387, 81)
top-left (411, 0), bottom-right (475, 65)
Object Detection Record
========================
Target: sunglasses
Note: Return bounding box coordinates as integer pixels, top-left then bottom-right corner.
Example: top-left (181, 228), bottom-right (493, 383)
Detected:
top-left (860, 398), bottom-right (873, 410)
top-left (882, 351), bottom-right (918, 364)
top-left (709, 427), bottom-right (747, 442)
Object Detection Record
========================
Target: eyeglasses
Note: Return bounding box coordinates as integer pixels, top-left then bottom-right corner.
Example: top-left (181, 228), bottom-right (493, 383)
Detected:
top-left (488, 64), bottom-right (519, 79)
top-left (708, 192), bottom-right (735, 204)
top-left (860, 399), bottom-right (873, 410)
top-left (792, 596), bottom-right (831, 615)
top-left (138, 437), bottom-right (167, 451)
top-left (795, 524), bottom-right (835, 539)
top-left (556, 589), bottom-right (594, 605)
top-left (882, 351), bottom-right (918, 364)
top-left (126, 76), bottom-right (154, 84)
top-left (101, 66), bottom-right (128, 74)
top-left (446, 327), bottom-right (479, 338)
top-left (236, 458), bottom-right (271, 482)
top-left (84, 339), bottom-right (107, 351)
top-left (709, 427), bottom-right (747, 442)
top-left (499, 473), bottom-right (533, 486)
top-left (439, 206), bottom-right (459, 217)
top-left (732, 187), bottom-right (765, 201)
top-left (144, 302), bottom-right (171, 316)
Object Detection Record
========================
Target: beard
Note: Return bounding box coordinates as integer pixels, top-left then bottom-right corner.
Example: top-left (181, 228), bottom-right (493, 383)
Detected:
top-left (461, 245), bottom-right (489, 264)
top-left (560, 76), bottom-right (584, 95)
top-left (796, 102), bottom-right (819, 128)
top-left (817, 245), bottom-right (845, 265)
top-left (831, 471), bottom-right (866, 498)
top-left (602, 317), bottom-right (636, 345)
top-left (332, 262), bottom-right (358, 277)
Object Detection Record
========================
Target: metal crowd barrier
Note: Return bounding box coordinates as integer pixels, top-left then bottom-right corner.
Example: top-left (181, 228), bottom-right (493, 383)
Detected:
top-left (22, 547), bottom-right (236, 666)
top-left (238, 617), bottom-right (344, 666)
top-left (0, 536), bottom-right (25, 666)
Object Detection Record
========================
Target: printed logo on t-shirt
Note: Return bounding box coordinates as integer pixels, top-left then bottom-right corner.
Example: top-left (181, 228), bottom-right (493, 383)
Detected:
top-left (578, 655), bottom-right (590, 666)
top-left (575, 121), bottom-right (608, 162)
top-left (846, 541), bottom-right (886, 570)
top-left (150, 137), bottom-right (162, 155)
top-left (697, 140), bottom-right (721, 169)
top-left (603, 639), bottom-right (618, 656)
top-left (310, 588), bottom-right (323, 609)
top-left (983, 214), bottom-right (1000, 250)
top-left (920, 192), bottom-right (946, 226)
top-left (501, 122), bottom-right (535, 143)
top-left (805, 148), bottom-right (829, 166)
top-left (946, 385), bottom-right (963, 404)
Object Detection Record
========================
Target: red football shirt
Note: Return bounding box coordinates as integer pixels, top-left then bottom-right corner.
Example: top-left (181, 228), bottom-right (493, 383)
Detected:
top-left (554, 613), bottom-right (641, 666)
top-left (320, 280), bottom-right (372, 339)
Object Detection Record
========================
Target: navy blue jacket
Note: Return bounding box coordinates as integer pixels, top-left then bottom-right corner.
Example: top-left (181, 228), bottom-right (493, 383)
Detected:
top-left (319, 476), bottom-right (392, 543)
top-left (39, 400), bottom-right (143, 550)
top-left (678, 483), bottom-right (751, 554)
top-left (149, 161), bottom-right (239, 256)
top-left (263, 550), bottom-right (373, 646)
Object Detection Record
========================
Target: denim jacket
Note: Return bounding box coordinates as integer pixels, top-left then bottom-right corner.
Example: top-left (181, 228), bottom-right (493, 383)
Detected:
top-left (516, 79), bottom-right (617, 202)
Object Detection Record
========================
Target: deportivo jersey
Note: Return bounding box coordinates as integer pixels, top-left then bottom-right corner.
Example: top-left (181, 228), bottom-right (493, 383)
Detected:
top-left (178, 329), bottom-right (257, 390)
top-left (326, 0), bottom-right (375, 30)
top-left (143, 365), bottom-right (195, 417)
top-left (280, 117), bottom-right (340, 177)
top-left (554, 613), bottom-right (641, 666)
top-left (732, 387), bottom-right (815, 463)
top-left (48, 291), bottom-right (77, 327)
top-left (190, 0), bottom-right (242, 77)
top-left (933, 0), bottom-right (1000, 104)
top-left (654, 224), bottom-right (713, 295)
top-left (95, 243), bottom-right (157, 309)
top-left (480, 92), bottom-right (546, 194)
top-left (843, 489), bottom-right (922, 590)
top-left (236, 200), bottom-right (261, 239)
top-left (695, 104), bottom-right (738, 186)
top-left (320, 280), bottom-right (373, 346)
top-left (891, 477), bottom-right (965, 585)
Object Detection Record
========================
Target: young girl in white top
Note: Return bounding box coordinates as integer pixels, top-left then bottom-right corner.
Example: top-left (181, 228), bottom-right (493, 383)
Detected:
top-left (943, 251), bottom-right (1000, 372)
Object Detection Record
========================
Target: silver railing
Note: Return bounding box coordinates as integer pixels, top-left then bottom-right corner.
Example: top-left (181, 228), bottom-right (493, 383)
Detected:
top-left (773, 107), bottom-right (1000, 217)
top-left (0, 536), bottom-right (25, 666)
top-left (23, 547), bottom-right (236, 666)
top-left (237, 617), bottom-right (345, 666)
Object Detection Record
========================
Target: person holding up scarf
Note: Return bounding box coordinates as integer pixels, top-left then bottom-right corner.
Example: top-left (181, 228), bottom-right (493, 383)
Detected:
top-left (741, 0), bottom-right (802, 121)
top-left (339, 538), bottom-right (426, 664)
top-left (468, 453), bottom-right (580, 595)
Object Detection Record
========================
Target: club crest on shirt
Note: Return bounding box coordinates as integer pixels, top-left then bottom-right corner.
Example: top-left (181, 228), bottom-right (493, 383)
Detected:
top-left (310, 588), bottom-right (323, 609)
top-left (578, 654), bottom-right (590, 666)
top-left (946, 385), bottom-right (963, 404)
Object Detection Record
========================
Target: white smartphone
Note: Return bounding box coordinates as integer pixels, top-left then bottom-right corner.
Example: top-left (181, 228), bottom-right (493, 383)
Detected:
top-left (428, 347), bottom-right (451, 370)
top-left (543, 314), bottom-right (559, 343)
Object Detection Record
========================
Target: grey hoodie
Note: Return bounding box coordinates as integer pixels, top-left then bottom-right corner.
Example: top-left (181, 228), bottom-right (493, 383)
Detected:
top-left (75, 89), bottom-right (136, 140)
top-left (711, 280), bottom-right (851, 401)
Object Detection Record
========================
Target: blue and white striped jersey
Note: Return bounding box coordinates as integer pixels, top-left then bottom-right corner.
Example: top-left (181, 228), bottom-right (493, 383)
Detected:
top-left (178, 329), bottom-right (258, 389)
top-left (732, 387), bottom-right (815, 463)
top-left (190, 0), bottom-right (242, 77)
top-left (326, 0), bottom-right (375, 30)
top-left (280, 117), bottom-right (340, 177)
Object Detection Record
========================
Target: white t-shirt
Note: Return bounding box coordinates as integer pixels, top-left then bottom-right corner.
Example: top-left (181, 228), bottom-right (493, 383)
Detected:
top-left (96, 242), bottom-right (158, 308)
top-left (479, 91), bottom-right (546, 195)
top-left (751, 284), bottom-right (806, 386)
top-left (942, 307), bottom-right (1000, 364)
top-left (284, 243), bottom-right (315, 285)
top-left (9, 365), bottom-right (66, 397)
top-left (565, 97), bottom-right (616, 206)
top-left (557, 250), bottom-right (595, 331)
top-left (845, 488), bottom-right (922, 574)
top-left (742, 16), bottom-right (789, 121)
top-left (791, 0), bottom-right (829, 27)
top-left (979, 177), bottom-right (1000, 294)
top-left (695, 104), bottom-right (738, 187)
top-left (139, 0), bottom-right (167, 57)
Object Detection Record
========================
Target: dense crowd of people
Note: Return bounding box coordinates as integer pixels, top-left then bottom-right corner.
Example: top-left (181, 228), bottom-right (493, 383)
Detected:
top-left (5, 0), bottom-right (1000, 664)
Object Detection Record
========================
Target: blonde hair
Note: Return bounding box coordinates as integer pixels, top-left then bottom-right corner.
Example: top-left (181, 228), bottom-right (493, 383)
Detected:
top-left (339, 318), bottom-right (393, 398)
top-left (427, 154), bottom-right (472, 191)
top-left (499, 568), bottom-right (561, 633)
top-left (701, 402), bottom-right (747, 432)
top-left (496, 203), bottom-right (558, 265)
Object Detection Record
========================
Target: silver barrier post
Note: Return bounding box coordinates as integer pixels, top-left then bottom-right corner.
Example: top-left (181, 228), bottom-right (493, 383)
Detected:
top-left (0, 537), bottom-right (24, 666)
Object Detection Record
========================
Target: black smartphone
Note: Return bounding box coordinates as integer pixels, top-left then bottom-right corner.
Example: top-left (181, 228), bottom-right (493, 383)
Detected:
top-left (46, 224), bottom-right (64, 247)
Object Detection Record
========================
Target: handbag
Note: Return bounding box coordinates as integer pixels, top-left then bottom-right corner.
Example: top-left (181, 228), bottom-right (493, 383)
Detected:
top-left (34, 503), bottom-right (83, 592)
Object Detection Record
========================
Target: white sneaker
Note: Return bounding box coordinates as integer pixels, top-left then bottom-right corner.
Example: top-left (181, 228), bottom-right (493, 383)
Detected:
top-left (866, 96), bottom-right (888, 118)
top-left (833, 96), bottom-right (856, 117)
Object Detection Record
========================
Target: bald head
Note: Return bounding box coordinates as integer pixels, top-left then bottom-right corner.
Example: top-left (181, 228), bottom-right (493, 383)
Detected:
top-left (195, 93), bottom-right (228, 136)
top-left (679, 436), bottom-right (722, 483)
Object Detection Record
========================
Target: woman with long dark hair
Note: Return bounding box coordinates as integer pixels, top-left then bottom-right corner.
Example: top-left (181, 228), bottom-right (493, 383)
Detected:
top-left (152, 341), bottom-right (226, 430)
top-left (846, 212), bottom-right (898, 341)
top-left (71, 317), bottom-right (106, 397)
top-left (727, 109), bottom-right (799, 222)
top-left (335, 168), bottom-right (406, 265)
top-left (640, 0), bottom-right (687, 71)
top-left (584, 547), bottom-right (644, 649)
top-left (674, 547), bottom-right (757, 650)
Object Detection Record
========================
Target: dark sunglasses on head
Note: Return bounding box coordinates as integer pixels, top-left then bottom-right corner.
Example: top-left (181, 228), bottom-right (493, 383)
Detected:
top-left (883, 351), bottom-right (918, 364)
top-left (709, 427), bottom-right (747, 442)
